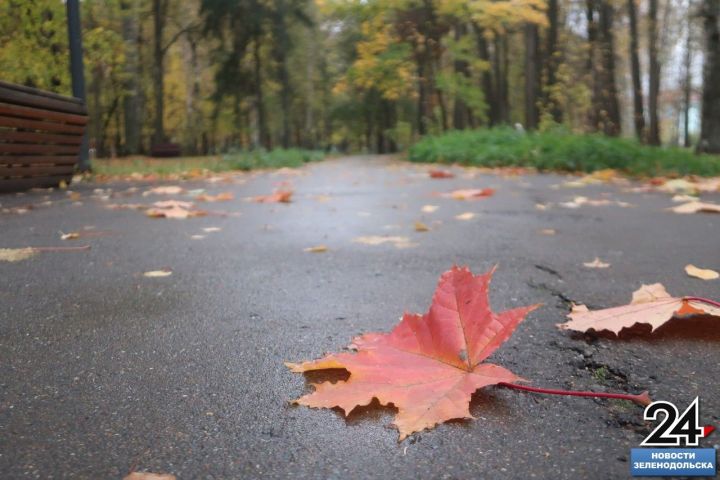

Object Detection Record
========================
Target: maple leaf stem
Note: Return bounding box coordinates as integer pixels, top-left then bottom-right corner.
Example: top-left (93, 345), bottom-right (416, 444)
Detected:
top-left (498, 382), bottom-right (651, 406)
top-left (683, 296), bottom-right (720, 309)
top-left (32, 245), bottom-right (91, 252)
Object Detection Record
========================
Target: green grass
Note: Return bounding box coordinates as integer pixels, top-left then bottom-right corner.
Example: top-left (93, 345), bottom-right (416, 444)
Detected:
top-left (408, 128), bottom-right (720, 177)
top-left (92, 149), bottom-right (325, 177)
top-left (220, 148), bottom-right (325, 171)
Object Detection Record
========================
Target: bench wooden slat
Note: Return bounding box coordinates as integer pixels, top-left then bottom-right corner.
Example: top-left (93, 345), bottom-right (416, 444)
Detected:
top-left (0, 116), bottom-right (86, 134)
top-left (0, 155), bottom-right (79, 165)
top-left (0, 84), bottom-right (86, 115)
top-left (0, 164), bottom-right (75, 177)
top-left (0, 131), bottom-right (83, 145)
top-left (0, 143), bottom-right (81, 154)
top-left (0, 102), bottom-right (88, 125)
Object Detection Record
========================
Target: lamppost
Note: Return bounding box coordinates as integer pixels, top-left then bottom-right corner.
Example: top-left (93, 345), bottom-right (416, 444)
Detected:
top-left (66, 0), bottom-right (90, 172)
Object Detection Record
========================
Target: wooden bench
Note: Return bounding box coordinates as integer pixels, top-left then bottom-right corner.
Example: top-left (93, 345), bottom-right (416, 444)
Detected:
top-left (0, 80), bottom-right (88, 192)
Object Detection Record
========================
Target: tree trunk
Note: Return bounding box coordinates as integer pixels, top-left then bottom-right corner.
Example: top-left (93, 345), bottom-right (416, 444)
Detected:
top-left (452, 23), bottom-right (471, 129)
top-left (253, 39), bottom-right (270, 149)
top-left (627, 0), bottom-right (646, 141)
top-left (524, 23), bottom-right (541, 129)
top-left (544, 0), bottom-right (563, 123)
top-left (121, 0), bottom-right (141, 154)
top-left (474, 25), bottom-right (497, 126)
top-left (682, 13), bottom-right (693, 148)
top-left (597, 0), bottom-right (621, 136)
top-left (699, 0), bottom-right (720, 153)
top-left (152, 0), bottom-right (167, 145)
top-left (493, 35), bottom-right (510, 124)
top-left (647, 0), bottom-right (661, 145)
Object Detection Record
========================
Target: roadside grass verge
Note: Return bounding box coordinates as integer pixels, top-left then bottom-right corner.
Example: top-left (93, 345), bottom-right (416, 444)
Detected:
top-left (92, 149), bottom-right (325, 177)
top-left (408, 128), bottom-right (720, 177)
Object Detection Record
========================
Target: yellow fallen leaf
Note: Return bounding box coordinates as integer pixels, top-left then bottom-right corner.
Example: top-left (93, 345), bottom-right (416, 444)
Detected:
top-left (583, 257), bottom-right (611, 269)
top-left (59, 179), bottom-right (68, 190)
top-left (455, 212), bottom-right (475, 220)
top-left (60, 232), bottom-right (80, 240)
top-left (144, 269), bottom-right (172, 277)
top-left (190, 235), bottom-right (206, 240)
top-left (304, 245), bottom-right (328, 253)
top-left (414, 221), bottom-right (429, 232)
top-left (0, 248), bottom-right (37, 262)
top-left (685, 264), bottom-right (719, 280)
top-left (203, 227), bottom-right (222, 232)
top-left (538, 228), bottom-right (556, 235)
top-left (353, 236), bottom-right (415, 248)
top-left (535, 203), bottom-right (548, 211)
top-left (421, 205), bottom-right (439, 213)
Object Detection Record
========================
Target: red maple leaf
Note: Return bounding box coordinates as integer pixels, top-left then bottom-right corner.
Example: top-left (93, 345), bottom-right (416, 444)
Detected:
top-left (287, 266), bottom-right (540, 440)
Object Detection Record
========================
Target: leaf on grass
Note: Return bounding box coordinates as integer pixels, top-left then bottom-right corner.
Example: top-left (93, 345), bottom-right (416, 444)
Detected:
top-left (253, 190), bottom-right (293, 203)
top-left (0, 248), bottom-right (37, 262)
top-left (583, 257), bottom-right (610, 269)
top-left (670, 201), bottom-right (720, 214)
top-left (442, 188), bottom-right (495, 200)
top-left (353, 236), bottom-right (416, 248)
top-left (195, 192), bottom-right (234, 202)
top-left (144, 269), bottom-right (172, 277)
top-left (455, 212), bottom-right (476, 220)
top-left (123, 472), bottom-right (176, 480)
top-left (421, 205), bottom-right (439, 213)
top-left (304, 245), bottom-right (328, 253)
top-left (287, 266), bottom-right (540, 440)
top-left (557, 283), bottom-right (720, 335)
top-left (685, 264), bottom-right (719, 280)
top-left (414, 221), bottom-right (429, 232)
top-left (428, 169), bottom-right (454, 179)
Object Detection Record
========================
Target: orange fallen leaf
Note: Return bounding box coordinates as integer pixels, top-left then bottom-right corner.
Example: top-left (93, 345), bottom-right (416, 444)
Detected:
top-left (670, 201), bottom-right (720, 214)
top-left (253, 190), bottom-right (293, 203)
top-left (287, 266), bottom-right (539, 440)
top-left (428, 169), bottom-right (454, 178)
top-left (443, 188), bottom-right (495, 200)
top-left (123, 472), bottom-right (176, 480)
top-left (557, 283), bottom-right (720, 335)
top-left (145, 186), bottom-right (184, 196)
top-left (685, 264), bottom-right (719, 280)
top-left (195, 192), bottom-right (234, 202)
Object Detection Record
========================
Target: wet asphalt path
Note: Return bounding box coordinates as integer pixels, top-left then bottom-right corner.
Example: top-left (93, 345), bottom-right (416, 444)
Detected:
top-left (1, 156), bottom-right (719, 479)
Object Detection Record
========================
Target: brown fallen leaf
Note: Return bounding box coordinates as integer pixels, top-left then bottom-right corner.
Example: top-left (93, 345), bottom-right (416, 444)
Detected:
top-left (670, 201), bottom-right (720, 214)
top-left (414, 221), bottom-right (430, 232)
top-left (253, 190), bottom-right (293, 203)
top-left (428, 169), bottom-right (454, 178)
top-left (123, 472), bottom-right (176, 480)
top-left (144, 268), bottom-right (172, 277)
top-left (287, 266), bottom-right (540, 440)
top-left (685, 264), bottom-right (719, 280)
top-left (194, 192), bottom-right (234, 202)
top-left (583, 257), bottom-right (610, 269)
top-left (304, 245), bottom-right (328, 253)
top-left (442, 188), bottom-right (495, 200)
top-left (557, 283), bottom-right (720, 335)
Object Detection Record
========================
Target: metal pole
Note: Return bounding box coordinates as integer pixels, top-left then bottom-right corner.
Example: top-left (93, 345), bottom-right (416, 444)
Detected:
top-left (66, 0), bottom-right (90, 172)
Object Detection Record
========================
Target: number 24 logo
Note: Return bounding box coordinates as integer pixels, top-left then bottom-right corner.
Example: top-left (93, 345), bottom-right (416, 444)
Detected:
top-left (641, 397), bottom-right (705, 447)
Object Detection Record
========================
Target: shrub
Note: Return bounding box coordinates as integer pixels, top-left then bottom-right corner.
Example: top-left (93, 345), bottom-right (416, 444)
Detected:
top-left (220, 148), bottom-right (325, 171)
